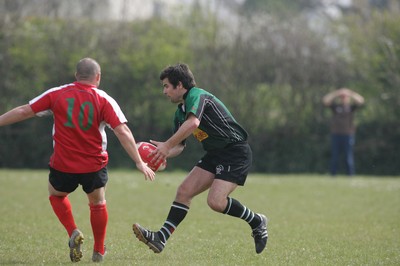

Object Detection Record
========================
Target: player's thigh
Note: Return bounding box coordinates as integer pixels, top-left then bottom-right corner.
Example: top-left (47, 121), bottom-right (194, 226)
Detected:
top-left (177, 166), bottom-right (214, 200)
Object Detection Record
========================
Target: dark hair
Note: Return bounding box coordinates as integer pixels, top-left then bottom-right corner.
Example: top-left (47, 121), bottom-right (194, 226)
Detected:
top-left (159, 63), bottom-right (196, 90)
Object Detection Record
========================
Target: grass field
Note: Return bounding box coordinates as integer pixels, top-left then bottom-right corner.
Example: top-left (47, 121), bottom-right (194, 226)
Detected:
top-left (0, 169), bottom-right (399, 265)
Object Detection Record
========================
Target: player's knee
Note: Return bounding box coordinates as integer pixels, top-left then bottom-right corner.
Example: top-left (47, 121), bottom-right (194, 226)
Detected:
top-left (175, 185), bottom-right (191, 203)
top-left (91, 200), bottom-right (106, 206)
top-left (207, 196), bottom-right (225, 212)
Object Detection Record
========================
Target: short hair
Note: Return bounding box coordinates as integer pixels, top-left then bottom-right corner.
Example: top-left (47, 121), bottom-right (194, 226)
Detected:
top-left (159, 63), bottom-right (196, 90)
top-left (76, 58), bottom-right (101, 81)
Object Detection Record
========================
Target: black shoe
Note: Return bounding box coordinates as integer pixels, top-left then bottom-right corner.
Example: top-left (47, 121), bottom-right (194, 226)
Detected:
top-left (252, 214), bottom-right (268, 254)
top-left (132, 223), bottom-right (165, 253)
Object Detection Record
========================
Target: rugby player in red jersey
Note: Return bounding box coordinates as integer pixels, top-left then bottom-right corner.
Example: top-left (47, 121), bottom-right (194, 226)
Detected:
top-left (0, 58), bottom-right (155, 262)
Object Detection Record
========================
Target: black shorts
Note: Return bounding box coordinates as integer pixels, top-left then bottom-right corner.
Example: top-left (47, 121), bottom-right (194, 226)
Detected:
top-left (197, 142), bottom-right (252, 186)
top-left (49, 167), bottom-right (108, 194)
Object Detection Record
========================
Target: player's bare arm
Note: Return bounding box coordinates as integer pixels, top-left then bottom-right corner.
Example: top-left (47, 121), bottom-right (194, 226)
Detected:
top-left (150, 140), bottom-right (185, 158)
top-left (113, 123), bottom-right (155, 181)
top-left (151, 114), bottom-right (199, 163)
top-left (0, 104), bottom-right (35, 126)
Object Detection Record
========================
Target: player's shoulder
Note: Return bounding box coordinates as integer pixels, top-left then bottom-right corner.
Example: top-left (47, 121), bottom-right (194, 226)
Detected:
top-left (31, 83), bottom-right (74, 101)
top-left (48, 83), bottom-right (76, 93)
top-left (187, 87), bottom-right (215, 101)
top-left (189, 87), bottom-right (209, 95)
top-left (90, 87), bottom-right (118, 103)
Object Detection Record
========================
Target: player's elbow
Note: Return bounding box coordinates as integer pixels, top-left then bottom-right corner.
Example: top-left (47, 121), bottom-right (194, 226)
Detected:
top-left (188, 116), bottom-right (200, 129)
top-left (191, 120), bottom-right (200, 130)
top-left (113, 123), bottom-right (131, 139)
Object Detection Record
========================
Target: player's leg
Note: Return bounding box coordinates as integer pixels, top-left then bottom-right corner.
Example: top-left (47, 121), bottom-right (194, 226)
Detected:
top-left (207, 178), bottom-right (237, 211)
top-left (48, 168), bottom-right (83, 262)
top-left (81, 168), bottom-right (108, 262)
top-left (133, 166), bottom-right (214, 253)
top-left (87, 187), bottom-right (107, 261)
top-left (209, 180), bottom-right (261, 226)
top-left (48, 182), bottom-right (77, 235)
top-left (208, 179), bottom-right (263, 230)
top-left (175, 166), bottom-right (215, 205)
top-left (160, 167), bottom-right (214, 240)
top-left (208, 142), bottom-right (268, 254)
top-left (208, 179), bottom-right (268, 254)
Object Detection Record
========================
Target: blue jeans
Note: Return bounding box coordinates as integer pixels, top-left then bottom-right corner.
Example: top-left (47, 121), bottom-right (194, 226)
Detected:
top-left (330, 134), bottom-right (355, 176)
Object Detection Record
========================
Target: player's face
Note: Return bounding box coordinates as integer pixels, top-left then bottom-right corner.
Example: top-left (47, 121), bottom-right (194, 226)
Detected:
top-left (340, 94), bottom-right (350, 105)
top-left (162, 78), bottom-right (186, 104)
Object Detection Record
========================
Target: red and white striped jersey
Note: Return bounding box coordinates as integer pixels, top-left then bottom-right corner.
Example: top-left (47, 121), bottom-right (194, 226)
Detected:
top-left (29, 82), bottom-right (127, 173)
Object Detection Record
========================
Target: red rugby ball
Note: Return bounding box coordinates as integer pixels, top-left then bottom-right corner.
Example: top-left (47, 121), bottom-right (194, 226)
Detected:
top-left (136, 142), bottom-right (167, 171)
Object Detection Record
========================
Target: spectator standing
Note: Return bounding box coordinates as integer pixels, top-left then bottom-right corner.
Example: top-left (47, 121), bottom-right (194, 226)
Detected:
top-left (323, 88), bottom-right (364, 176)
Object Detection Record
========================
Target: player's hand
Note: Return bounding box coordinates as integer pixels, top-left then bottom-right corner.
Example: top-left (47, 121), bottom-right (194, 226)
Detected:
top-left (136, 161), bottom-right (155, 181)
top-left (149, 140), bottom-right (169, 165)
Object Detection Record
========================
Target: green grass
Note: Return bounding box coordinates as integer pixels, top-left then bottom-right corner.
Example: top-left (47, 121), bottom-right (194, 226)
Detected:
top-left (0, 169), bottom-right (399, 265)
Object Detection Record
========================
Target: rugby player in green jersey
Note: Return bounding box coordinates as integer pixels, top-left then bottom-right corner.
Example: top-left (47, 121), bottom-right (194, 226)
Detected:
top-left (132, 63), bottom-right (268, 254)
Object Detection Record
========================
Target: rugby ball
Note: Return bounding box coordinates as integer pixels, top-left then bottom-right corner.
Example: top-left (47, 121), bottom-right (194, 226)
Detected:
top-left (136, 142), bottom-right (167, 171)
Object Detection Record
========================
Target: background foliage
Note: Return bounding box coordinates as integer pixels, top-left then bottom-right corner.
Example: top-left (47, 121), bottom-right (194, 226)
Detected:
top-left (0, 1), bottom-right (399, 175)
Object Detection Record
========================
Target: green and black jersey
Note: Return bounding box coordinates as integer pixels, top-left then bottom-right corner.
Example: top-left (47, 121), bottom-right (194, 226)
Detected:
top-left (174, 87), bottom-right (248, 151)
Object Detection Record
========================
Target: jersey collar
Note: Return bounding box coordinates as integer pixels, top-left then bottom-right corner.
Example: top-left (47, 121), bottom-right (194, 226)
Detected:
top-left (183, 87), bottom-right (195, 100)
